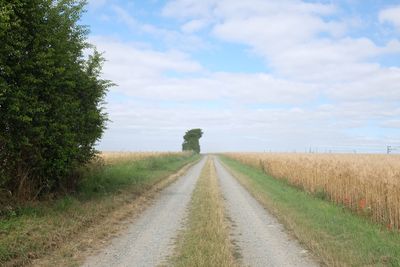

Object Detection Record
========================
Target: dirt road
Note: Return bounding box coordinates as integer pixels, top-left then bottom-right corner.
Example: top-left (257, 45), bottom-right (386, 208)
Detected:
top-left (82, 156), bottom-right (318, 267)
top-left (215, 158), bottom-right (318, 267)
top-left (82, 157), bottom-right (206, 267)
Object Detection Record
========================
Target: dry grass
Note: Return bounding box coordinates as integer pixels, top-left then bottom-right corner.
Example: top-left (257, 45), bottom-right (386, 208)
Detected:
top-left (99, 151), bottom-right (190, 165)
top-left (172, 157), bottom-right (238, 267)
top-left (32, 159), bottom-right (197, 267)
top-left (225, 153), bottom-right (400, 229)
top-left (0, 152), bottom-right (198, 267)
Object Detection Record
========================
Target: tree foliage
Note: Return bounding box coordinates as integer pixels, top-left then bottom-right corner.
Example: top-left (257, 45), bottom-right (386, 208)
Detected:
top-left (0, 0), bottom-right (111, 199)
top-left (182, 129), bottom-right (203, 154)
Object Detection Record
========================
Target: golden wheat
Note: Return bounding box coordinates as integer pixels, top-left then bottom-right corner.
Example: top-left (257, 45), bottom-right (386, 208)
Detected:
top-left (99, 151), bottom-right (190, 164)
top-left (224, 152), bottom-right (400, 229)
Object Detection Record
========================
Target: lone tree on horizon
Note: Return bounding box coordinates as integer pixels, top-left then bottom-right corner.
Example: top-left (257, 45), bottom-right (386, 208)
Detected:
top-left (182, 129), bottom-right (203, 153)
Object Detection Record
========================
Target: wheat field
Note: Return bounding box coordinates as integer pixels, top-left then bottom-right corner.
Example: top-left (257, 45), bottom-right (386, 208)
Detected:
top-left (100, 151), bottom-right (191, 164)
top-left (224, 153), bottom-right (400, 229)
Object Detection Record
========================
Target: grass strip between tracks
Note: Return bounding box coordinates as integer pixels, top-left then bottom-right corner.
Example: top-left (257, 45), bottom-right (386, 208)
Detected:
top-left (219, 155), bottom-right (400, 267)
top-left (173, 157), bottom-right (238, 267)
top-left (0, 153), bottom-right (200, 267)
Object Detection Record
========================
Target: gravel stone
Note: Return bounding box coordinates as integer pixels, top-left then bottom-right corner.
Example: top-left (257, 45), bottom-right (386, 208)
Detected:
top-left (82, 157), bottom-right (206, 267)
top-left (215, 158), bottom-right (319, 267)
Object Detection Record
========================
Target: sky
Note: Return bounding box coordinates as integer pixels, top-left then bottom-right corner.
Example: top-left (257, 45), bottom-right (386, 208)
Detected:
top-left (83, 0), bottom-right (400, 153)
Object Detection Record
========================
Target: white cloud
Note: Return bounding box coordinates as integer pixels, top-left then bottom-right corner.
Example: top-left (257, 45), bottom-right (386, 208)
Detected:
top-left (92, 36), bottom-right (203, 78)
top-left (382, 120), bottom-right (400, 128)
top-left (93, 33), bottom-right (400, 151)
top-left (91, 37), bottom-right (326, 151)
top-left (92, 36), bottom-right (322, 103)
top-left (100, 97), bottom-right (399, 152)
top-left (211, 5), bottom-right (400, 84)
top-left (162, 0), bottom-right (217, 19)
top-left (181, 19), bottom-right (209, 33)
top-left (90, 1), bottom-right (400, 152)
top-left (112, 5), bottom-right (207, 50)
top-left (164, 0), bottom-right (400, 83)
top-left (379, 5), bottom-right (400, 30)
top-left (88, 0), bottom-right (107, 8)
top-left (328, 67), bottom-right (400, 101)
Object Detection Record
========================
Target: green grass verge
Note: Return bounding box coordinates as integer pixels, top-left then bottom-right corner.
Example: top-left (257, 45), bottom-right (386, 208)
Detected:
top-left (0, 153), bottom-right (199, 266)
top-left (220, 155), bottom-right (400, 267)
top-left (79, 153), bottom-right (199, 197)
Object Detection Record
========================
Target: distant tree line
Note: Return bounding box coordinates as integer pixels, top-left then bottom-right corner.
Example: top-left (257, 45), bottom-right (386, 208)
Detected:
top-left (182, 129), bottom-right (203, 154)
top-left (0, 0), bottom-right (111, 200)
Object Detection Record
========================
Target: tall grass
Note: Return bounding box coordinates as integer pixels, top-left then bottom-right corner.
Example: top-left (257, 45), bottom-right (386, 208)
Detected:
top-left (224, 153), bottom-right (400, 229)
top-left (173, 157), bottom-right (238, 267)
top-left (0, 152), bottom-right (197, 266)
top-left (79, 152), bottom-right (194, 197)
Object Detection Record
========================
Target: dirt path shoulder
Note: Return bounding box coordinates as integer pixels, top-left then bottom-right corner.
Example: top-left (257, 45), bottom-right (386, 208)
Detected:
top-left (81, 157), bottom-right (206, 267)
top-left (215, 158), bottom-right (318, 267)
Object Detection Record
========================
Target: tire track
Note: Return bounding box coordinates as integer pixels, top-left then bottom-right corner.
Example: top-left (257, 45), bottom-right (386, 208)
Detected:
top-left (214, 158), bottom-right (318, 267)
top-left (82, 157), bottom-right (206, 267)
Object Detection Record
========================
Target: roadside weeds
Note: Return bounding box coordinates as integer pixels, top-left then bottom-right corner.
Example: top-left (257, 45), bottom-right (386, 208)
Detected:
top-left (1, 155), bottom-right (199, 267)
top-left (34, 159), bottom-right (198, 267)
top-left (172, 157), bottom-right (238, 267)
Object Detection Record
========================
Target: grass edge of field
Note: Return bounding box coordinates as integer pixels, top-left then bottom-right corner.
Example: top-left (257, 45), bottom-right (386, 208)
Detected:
top-left (0, 153), bottom-right (200, 267)
top-left (219, 155), bottom-right (400, 267)
top-left (171, 156), bottom-right (238, 267)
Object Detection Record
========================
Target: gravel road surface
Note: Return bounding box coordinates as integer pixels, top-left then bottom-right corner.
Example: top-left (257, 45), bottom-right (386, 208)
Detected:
top-left (82, 157), bottom-right (206, 267)
top-left (215, 158), bottom-right (319, 267)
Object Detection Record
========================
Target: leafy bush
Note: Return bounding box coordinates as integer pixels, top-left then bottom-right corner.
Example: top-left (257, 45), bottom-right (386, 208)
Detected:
top-left (0, 0), bottom-right (111, 199)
